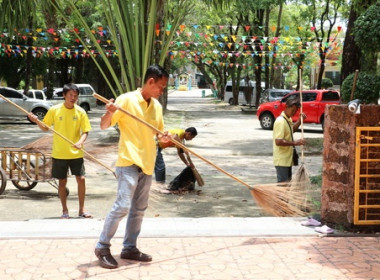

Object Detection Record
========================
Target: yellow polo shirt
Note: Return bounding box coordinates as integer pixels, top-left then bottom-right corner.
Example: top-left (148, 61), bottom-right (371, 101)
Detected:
top-left (273, 112), bottom-right (293, 167)
top-left (43, 103), bottom-right (92, 159)
top-left (111, 89), bottom-right (164, 175)
top-left (158, 128), bottom-right (185, 149)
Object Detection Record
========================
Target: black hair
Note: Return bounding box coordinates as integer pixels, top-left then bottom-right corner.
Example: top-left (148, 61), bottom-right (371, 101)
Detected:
top-left (63, 83), bottom-right (79, 95)
top-left (185, 127), bottom-right (198, 136)
top-left (143, 65), bottom-right (169, 84)
top-left (286, 97), bottom-right (300, 108)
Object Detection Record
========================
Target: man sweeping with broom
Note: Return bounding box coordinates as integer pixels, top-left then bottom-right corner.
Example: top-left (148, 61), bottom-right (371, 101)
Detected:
top-left (154, 127), bottom-right (198, 183)
top-left (273, 98), bottom-right (306, 183)
top-left (94, 65), bottom-right (169, 269)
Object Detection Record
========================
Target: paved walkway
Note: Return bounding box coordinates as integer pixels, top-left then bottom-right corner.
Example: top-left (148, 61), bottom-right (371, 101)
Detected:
top-left (1, 218), bottom-right (380, 279)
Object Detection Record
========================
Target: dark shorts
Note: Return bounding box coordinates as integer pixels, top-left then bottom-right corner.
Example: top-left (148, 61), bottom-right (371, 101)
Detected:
top-left (275, 166), bottom-right (292, 183)
top-left (52, 158), bottom-right (85, 179)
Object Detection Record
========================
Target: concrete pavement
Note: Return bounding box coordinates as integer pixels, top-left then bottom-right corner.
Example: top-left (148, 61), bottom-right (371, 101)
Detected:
top-left (1, 217), bottom-right (380, 279)
top-left (0, 217), bottom-right (319, 239)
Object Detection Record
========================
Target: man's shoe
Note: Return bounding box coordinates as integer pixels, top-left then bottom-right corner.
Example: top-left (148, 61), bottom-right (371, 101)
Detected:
top-left (95, 248), bottom-right (118, 269)
top-left (120, 247), bottom-right (152, 262)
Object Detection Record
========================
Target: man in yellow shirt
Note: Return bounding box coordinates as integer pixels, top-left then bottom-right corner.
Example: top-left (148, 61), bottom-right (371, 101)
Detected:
top-left (273, 98), bottom-right (306, 182)
top-left (154, 127), bottom-right (198, 184)
top-left (28, 83), bottom-right (92, 219)
top-left (94, 65), bottom-right (169, 269)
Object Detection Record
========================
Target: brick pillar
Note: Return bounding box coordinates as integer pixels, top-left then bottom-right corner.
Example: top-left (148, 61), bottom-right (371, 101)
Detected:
top-left (322, 104), bottom-right (380, 227)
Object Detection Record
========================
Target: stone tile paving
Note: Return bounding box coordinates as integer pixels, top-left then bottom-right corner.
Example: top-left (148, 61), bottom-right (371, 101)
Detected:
top-left (1, 236), bottom-right (380, 279)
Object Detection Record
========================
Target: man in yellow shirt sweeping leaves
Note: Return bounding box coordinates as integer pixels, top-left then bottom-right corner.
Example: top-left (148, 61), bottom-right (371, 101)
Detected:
top-left (154, 127), bottom-right (198, 184)
top-left (28, 83), bottom-right (92, 219)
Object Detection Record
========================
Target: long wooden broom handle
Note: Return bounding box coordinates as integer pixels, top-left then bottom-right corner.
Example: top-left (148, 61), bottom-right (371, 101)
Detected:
top-left (298, 69), bottom-right (304, 162)
top-left (0, 93), bottom-right (116, 178)
top-left (350, 69), bottom-right (359, 101)
top-left (93, 93), bottom-right (252, 189)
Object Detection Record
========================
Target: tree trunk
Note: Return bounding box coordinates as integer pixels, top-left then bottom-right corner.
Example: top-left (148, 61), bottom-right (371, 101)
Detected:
top-left (317, 52), bottom-right (326, 89)
top-left (23, 17), bottom-right (34, 94)
top-left (270, 2), bottom-right (284, 89)
top-left (264, 8), bottom-right (270, 90)
top-left (340, 5), bottom-right (361, 85)
top-left (24, 38), bottom-right (33, 94)
top-left (46, 57), bottom-right (55, 99)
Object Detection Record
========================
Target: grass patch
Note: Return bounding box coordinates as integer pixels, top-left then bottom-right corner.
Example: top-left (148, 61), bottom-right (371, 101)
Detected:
top-left (304, 137), bottom-right (324, 154)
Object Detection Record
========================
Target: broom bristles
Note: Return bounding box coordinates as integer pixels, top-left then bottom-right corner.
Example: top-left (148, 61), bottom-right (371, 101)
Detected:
top-left (251, 177), bottom-right (313, 217)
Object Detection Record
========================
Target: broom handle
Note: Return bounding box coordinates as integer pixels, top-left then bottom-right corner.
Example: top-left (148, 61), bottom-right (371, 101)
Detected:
top-left (298, 69), bottom-right (304, 162)
top-left (93, 93), bottom-right (252, 189)
top-left (0, 93), bottom-right (116, 178)
top-left (350, 69), bottom-right (359, 101)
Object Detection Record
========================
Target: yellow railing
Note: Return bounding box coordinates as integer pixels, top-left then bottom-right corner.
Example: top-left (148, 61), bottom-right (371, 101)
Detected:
top-left (354, 127), bottom-right (380, 225)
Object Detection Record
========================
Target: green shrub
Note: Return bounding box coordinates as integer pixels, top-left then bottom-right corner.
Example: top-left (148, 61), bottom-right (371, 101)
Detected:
top-left (353, 3), bottom-right (380, 53)
top-left (341, 72), bottom-right (380, 103)
top-left (321, 78), bottom-right (333, 89)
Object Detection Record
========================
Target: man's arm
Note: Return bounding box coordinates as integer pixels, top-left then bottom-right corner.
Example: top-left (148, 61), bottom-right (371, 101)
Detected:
top-left (73, 132), bottom-right (89, 149)
top-left (100, 99), bottom-right (117, 130)
top-left (177, 148), bottom-right (194, 168)
top-left (274, 117), bottom-right (305, 146)
top-left (27, 113), bottom-right (49, 132)
top-left (292, 113), bottom-right (307, 132)
top-left (275, 138), bottom-right (305, 146)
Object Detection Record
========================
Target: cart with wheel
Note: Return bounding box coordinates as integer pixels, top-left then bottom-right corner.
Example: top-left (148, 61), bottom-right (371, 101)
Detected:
top-left (0, 147), bottom-right (69, 196)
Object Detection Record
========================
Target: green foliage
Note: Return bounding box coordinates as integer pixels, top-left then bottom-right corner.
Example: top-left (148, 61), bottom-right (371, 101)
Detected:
top-left (50, 0), bottom-right (193, 99)
top-left (0, 0), bottom-right (38, 36)
top-left (321, 78), bottom-right (333, 89)
top-left (353, 3), bottom-right (380, 52)
top-left (310, 174), bottom-right (322, 186)
top-left (0, 56), bottom-right (25, 88)
top-left (341, 72), bottom-right (380, 103)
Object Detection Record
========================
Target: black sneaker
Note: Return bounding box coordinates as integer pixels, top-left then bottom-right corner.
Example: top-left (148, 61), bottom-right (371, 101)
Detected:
top-left (120, 247), bottom-right (152, 262)
top-left (95, 248), bottom-right (118, 269)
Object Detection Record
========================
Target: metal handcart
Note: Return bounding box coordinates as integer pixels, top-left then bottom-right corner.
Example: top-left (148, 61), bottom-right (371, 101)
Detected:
top-left (0, 147), bottom-right (68, 195)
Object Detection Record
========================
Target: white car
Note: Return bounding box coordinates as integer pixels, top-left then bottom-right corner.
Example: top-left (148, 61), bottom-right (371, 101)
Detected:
top-left (19, 89), bottom-right (47, 101)
top-left (0, 87), bottom-right (53, 122)
top-left (224, 79), bottom-right (265, 106)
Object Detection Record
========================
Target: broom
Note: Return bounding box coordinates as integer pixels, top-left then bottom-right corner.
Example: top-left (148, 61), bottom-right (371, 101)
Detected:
top-left (288, 70), bottom-right (312, 210)
top-left (192, 167), bottom-right (204, 187)
top-left (93, 93), bottom-right (309, 217)
top-left (294, 69), bottom-right (308, 180)
top-left (184, 150), bottom-right (204, 186)
top-left (0, 93), bottom-right (116, 178)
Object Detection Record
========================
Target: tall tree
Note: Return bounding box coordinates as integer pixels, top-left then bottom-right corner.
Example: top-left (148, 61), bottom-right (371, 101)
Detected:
top-left (352, 2), bottom-right (380, 74)
top-left (299, 0), bottom-right (344, 89)
top-left (340, 4), bottom-right (361, 83)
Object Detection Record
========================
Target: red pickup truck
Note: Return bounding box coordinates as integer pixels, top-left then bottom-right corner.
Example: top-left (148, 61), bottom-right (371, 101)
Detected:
top-left (256, 89), bottom-right (341, 130)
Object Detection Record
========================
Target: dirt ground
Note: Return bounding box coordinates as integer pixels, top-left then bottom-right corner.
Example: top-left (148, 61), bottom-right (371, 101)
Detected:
top-left (0, 89), bottom-right (324, 221)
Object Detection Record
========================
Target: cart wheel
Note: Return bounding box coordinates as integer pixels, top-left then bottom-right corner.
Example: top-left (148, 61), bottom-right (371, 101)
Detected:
top-left (12, 179), bottom-right (38, 190)
top-left (0, 168), bottom-right (7, 195)
top-left (11, 159), bottom-right (38, 191)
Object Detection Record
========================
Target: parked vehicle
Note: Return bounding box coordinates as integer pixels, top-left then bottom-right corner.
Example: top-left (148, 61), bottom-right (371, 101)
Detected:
top-left (19, 89), bottom-right (47, 101)
top-left (224, 79), bottom-right (265, 106)
top-left (48, 84), bottom-right (97, 112)
top-left (259, 89), bottom-right (291, 104)
top-left (0, 87), bottom-right (53, 122)
top-left (256, 89), bottom-right (341, 130)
